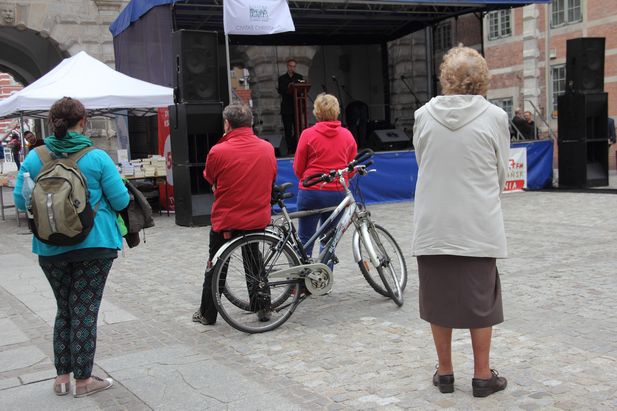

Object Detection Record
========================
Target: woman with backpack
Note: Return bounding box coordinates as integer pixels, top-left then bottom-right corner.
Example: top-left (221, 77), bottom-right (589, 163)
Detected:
top-left (13, 97), bottom-right (129, 398)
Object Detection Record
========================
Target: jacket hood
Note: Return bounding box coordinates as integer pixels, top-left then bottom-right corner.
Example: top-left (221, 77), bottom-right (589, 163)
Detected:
top-left (425, 95), bottom-right (490, 131)
top-left (314, 120), bottom-right (342, 138)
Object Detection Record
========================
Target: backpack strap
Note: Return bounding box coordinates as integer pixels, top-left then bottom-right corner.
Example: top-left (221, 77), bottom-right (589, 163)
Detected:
top-left (35, 146), bottom-right (96, 164)
top-left (68, 146), bottom-right (97, 162)
top-left (34, 146), bottom-right (53, 165)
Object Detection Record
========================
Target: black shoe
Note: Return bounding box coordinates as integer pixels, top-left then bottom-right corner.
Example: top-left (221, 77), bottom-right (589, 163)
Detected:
top-left (433, 370), bottom-right (454, 393)
top-left (256, 308), bottom-right (271, 322)
top-left (472, 369), bottom-right (507, 398)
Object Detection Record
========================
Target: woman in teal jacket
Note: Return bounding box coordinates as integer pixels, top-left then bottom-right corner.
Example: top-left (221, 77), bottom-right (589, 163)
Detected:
top-left (13, 97), bottom-right (129, 398)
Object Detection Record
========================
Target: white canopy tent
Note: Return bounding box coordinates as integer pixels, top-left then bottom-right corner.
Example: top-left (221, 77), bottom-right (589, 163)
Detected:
top-left (0, 51), bottom-right (173, 119)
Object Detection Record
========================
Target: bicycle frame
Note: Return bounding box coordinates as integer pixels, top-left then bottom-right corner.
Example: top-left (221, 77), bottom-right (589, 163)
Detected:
top-left (277, 168), bottom-right (383, 275)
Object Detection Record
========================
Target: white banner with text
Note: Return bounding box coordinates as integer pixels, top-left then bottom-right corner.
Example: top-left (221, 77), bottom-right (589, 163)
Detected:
top-left (504, 147), bottom-right (527, 192)
top-left (224, 0), bottom-right (295, 35)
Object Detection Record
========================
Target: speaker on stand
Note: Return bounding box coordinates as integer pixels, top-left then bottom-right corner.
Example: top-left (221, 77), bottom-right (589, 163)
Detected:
top-left (558, 37), bottom-right (608, 188)
top-left (169, 102), bottom-right (223, 226)
top-left (172, 30), bottom-right (221, 103)
top-left (170, 29), bottom-right (226, 226)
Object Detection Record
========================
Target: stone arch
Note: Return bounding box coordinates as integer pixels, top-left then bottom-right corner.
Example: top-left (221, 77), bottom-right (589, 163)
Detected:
top-left (0, 26), bottom-right (66, 85)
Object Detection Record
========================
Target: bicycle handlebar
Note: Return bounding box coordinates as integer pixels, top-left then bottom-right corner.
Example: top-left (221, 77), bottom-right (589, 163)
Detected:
top-left (302, 172), bottom-right (326, 187)
top-left (302, 149), bottom-right (375, 188)
top-left (348, 148), bottom-right (374, 170)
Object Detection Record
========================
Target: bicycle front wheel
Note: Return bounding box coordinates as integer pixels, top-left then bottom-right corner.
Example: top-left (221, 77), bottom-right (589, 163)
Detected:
top-left (212, 233), bottom-right (302, 333)
top-left (357, 223), bottom-right (407, 306)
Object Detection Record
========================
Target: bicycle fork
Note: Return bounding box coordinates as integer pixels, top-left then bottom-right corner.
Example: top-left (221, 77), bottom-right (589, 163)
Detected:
top-left (352, 221), bottom-right (382, 270)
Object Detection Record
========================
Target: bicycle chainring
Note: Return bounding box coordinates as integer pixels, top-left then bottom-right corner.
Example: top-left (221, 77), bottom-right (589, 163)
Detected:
top-left (304, 267), bottom-right (333, 296)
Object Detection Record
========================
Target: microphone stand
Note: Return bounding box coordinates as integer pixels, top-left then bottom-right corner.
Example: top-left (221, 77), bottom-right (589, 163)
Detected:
top-left (400, 76), bottom-right (422, 109)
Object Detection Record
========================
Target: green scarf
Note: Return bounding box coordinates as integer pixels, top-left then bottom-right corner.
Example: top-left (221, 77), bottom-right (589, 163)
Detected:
top-left (44, 131), bottom-right (93, 154)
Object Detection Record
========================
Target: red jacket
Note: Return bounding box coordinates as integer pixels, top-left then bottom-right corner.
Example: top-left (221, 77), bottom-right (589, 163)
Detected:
top-left (204, 127), bottom-right (277, 231)
top-left (293, 121), bottom-right (357, 191)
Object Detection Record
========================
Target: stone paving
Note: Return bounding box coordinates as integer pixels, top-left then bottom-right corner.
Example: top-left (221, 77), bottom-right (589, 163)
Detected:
top-left (1, 188), bottom-right (616, 410)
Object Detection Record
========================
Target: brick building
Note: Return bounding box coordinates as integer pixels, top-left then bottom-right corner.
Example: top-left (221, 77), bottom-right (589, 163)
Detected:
top-left (0, 73), bottom-right (23, 138)
top-left (481, 0), bottom-right (616, 171)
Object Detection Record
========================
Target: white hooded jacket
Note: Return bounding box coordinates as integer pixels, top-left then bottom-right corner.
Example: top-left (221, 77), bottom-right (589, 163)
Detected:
top-left (412, 95), bottom-right (510, 258)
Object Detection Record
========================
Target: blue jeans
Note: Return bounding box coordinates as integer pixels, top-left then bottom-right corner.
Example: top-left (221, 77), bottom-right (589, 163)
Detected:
top-left (297, 189), bottom-right (345, 261)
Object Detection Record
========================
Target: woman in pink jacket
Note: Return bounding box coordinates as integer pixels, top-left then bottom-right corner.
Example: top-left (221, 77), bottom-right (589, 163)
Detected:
top-left (293, 93), bottom-right (357, 263)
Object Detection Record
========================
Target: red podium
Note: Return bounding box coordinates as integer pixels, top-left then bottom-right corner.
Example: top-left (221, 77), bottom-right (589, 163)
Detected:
top-left (290, 82), bottom-right (311, 139)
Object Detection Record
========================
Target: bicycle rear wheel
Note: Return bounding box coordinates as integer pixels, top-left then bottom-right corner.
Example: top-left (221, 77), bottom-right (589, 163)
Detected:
top-left (212, 233), bottom-right (302, 333)
top-left (357, 223), bottom-right (407, 306)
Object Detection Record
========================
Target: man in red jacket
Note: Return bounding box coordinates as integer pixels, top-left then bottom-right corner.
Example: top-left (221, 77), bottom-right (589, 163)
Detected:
top-left (193, 104), bottom-right (277, 326)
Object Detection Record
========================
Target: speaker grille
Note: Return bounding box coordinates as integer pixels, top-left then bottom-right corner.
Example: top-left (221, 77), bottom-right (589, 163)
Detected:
top-left (565, 38), bottom-right (605, 94)
top-left (173, 30), bottom-right (220, 102)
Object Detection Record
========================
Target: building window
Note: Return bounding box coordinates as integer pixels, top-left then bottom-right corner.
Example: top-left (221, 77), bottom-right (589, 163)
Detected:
top-left (488, 10), bottom-right (512, 40)
top-left (551, 64), bottom-right (566, 114)
top-left (433, 22), bottom-right (452, 53)
top-left (490, 98), bottom-right (513, 118)
top-left (551, 0), bottom-right (582, 27)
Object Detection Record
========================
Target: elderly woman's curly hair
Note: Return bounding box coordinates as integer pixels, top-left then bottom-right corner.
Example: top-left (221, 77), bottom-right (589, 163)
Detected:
top-left (439, 45), bottom-right (490, 96)
top-left (313, 93), bottom-right (340, 122)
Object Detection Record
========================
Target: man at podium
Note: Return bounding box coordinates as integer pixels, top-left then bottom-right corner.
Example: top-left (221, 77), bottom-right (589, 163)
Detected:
top-left (277, 58), bottom-right (303, 154)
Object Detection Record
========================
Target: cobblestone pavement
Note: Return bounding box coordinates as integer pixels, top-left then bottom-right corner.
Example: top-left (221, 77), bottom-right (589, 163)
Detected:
top-left (1, 190), bottom-right (616, 410)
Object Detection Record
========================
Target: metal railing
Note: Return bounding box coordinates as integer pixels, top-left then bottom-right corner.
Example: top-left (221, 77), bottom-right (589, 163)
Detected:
top-left (509, 100), bottom-right (557, 142)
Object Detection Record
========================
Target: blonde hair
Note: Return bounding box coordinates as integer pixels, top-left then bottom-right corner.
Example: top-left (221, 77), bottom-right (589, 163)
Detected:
top-left (313, 93), bottom-right (340, 121)
top-left (439, 45), bottom-right (490, 96)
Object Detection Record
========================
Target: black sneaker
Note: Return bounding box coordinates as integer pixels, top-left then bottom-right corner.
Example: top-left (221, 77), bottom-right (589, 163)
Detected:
top-left (433, 370), bottom-right (454, 393)
top-left (256, 308), bottom-right (271, 322)
top-left (472, 369), bottom-right (507, 398)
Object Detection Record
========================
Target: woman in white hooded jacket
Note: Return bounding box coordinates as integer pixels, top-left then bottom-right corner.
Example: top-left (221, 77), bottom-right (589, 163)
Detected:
top-left (412, 46), bottom-right (510, 398)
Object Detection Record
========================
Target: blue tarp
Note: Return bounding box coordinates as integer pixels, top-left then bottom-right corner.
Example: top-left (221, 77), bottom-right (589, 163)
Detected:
top-left (110, 0), bottom-right (180, 37)
top-left (110, 0), bottom-right (551, 37)
top-left (276, 139), bottom-right (554, 212)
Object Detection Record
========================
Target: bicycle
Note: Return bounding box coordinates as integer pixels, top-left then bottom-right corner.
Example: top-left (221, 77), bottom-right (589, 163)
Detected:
top-left (211, 149), bottom-right (408, 333)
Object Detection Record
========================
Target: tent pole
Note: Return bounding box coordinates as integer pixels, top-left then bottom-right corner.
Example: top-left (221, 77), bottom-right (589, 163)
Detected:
top-left (225, 33), bottom-right (233, 104)
top-left (19, 112), bottom-right (26, 156)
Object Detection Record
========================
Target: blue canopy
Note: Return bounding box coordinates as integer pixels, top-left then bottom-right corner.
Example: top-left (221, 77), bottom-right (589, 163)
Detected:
top-left (111, 0), bottom-right (551, 42)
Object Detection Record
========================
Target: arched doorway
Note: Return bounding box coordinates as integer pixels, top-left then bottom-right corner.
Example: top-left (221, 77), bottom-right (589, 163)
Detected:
top-left (0, 26), bottom-right (66, 86)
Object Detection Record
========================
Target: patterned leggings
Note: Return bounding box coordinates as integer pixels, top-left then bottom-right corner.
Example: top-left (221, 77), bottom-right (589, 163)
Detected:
top-left (40, 258), bottom-right (113, 379)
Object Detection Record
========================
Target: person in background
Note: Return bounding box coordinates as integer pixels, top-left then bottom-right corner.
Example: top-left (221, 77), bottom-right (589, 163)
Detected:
top-left (510, 108), bottom-right (525, 140)
top-left (13, 97), bottom-right (129, 398)
top-left (412, 45), bottom-right (510, 398)
top-left (24, 130), bottom-right (45, 149)
top-left (8, 130), bottom-right (21, 170)
top-left (522, 110), bottom-right (538, 139)
top-left (293, 93), bottom-right (357, 267)
top-left (193, 104), bottom-right (277, 326)
top-left (277, 58), bottom-right (304, 155)
top-left (608, 116), bottom-right (615, 145)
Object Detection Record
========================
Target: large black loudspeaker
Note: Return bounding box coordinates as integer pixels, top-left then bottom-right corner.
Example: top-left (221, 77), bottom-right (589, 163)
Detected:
top-left (369, 129), bottom-right (410, 151)
top-left (565, 37), bottom-right (605, 94)
top-left (558, 93), bottom-right (608, 187)
top-left (169, 102), bottom-right (223, 226)
top-left (172, 30), bottom-right (220, 103)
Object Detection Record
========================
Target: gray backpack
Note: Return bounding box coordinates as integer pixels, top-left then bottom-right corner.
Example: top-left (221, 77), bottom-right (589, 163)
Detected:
top-left (29, 146), bottom-right (97, 245)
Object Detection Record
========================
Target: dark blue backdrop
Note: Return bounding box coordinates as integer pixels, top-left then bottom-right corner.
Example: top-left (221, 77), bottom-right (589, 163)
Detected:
top-left (276, 139), bottom-right (554, 212)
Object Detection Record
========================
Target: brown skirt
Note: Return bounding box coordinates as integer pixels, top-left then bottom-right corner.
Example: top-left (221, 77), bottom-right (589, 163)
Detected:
top-left (417, 255), bottom-right (503, 329)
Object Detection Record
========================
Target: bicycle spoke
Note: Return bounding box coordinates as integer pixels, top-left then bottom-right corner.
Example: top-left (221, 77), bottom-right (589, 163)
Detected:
top-left (213, 234), bottom-right (302, 333)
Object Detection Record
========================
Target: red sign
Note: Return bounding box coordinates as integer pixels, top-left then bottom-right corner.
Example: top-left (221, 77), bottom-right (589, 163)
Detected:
top-left (157, 108), bottom-right (174, 210)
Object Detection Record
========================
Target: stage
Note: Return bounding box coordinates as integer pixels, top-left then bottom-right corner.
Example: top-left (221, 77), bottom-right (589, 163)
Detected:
top-left (275, 139), bottom-right (554, 212)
